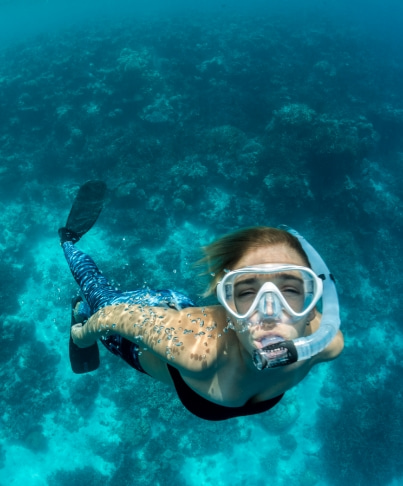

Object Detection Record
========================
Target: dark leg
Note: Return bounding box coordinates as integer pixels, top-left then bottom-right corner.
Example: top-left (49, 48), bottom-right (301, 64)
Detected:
top-left (62, 241), bottom-right (123, 314)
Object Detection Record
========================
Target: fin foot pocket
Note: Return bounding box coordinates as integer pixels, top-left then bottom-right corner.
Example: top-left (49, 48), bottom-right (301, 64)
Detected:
top-left (58, 227), bottom-right (80, 245)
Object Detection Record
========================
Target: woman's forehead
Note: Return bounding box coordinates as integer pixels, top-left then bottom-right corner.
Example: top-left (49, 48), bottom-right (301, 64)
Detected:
top-left (234, 271), bottom-right (304, 286)
top-left (233, 244), bottom-right (306, 269)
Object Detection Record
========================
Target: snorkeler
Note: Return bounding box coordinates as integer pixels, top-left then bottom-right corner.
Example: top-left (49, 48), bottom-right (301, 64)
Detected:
top-left (60, 181), bottom-right (344, 421)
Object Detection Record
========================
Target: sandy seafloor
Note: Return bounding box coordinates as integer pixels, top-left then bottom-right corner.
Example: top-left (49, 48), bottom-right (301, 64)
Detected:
top-left (1, 1), bottom-right (403, 485)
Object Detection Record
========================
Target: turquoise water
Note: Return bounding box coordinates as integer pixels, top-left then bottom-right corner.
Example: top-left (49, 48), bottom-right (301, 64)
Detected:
top-left (1, 1), bottom-right (402, 485)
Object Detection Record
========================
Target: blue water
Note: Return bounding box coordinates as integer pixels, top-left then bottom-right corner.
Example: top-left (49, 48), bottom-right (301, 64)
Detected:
top-left (1, 1), bottom-right (402, 485)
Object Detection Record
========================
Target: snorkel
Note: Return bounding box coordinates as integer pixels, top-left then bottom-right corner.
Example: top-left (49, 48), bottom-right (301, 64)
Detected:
top-left (251, 226), bottom-right (341, 370)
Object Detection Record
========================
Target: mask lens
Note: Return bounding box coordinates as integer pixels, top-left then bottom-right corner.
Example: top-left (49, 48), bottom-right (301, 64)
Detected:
top-left (228, 268), bottom-right (316, 316)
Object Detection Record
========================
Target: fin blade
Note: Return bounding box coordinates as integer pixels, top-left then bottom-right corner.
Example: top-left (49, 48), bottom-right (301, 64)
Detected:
top-left (66, 180), bottom-right (107, 237)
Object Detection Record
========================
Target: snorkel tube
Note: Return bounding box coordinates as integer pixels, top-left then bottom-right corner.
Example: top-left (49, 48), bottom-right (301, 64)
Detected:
top-left (252, 226), bottom-right (341, 370)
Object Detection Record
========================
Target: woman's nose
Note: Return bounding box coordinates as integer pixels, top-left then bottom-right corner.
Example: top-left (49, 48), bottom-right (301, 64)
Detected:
top-left (259, 293), bottom-right (281, 317)
top-left (264, 296), bottom-right (275, 314)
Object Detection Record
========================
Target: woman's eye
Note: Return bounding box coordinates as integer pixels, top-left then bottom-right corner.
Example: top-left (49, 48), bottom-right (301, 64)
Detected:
top-left (282, 287), bottom-right (301, 295)
top-left (237, 289), bottom-right (256, 299)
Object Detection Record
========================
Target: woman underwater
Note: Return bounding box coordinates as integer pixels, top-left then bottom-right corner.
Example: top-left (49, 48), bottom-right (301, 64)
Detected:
top-left (60, 181), bottom-right (344, 421)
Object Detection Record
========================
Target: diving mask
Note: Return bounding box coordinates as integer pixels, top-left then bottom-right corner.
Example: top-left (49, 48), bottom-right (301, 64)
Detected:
top-left (216, 264), bottom-right (323, 328)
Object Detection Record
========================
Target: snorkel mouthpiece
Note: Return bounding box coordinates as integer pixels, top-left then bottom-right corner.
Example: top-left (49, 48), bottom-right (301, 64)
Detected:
top-left (253, 340), bottom-right (298, 370)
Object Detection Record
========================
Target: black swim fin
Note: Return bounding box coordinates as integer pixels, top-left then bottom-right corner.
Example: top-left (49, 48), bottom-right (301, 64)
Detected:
top-left (59, 180), bottom-right (107, 244)
top-left (69, 297), bottom-right (100, 374)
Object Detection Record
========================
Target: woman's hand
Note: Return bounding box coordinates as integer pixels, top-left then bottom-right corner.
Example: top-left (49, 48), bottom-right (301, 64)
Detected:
top-left (71, 323), bottom-right (99, 348)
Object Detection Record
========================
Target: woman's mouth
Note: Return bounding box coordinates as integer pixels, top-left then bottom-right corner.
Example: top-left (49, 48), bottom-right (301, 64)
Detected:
top-left (253, 335), bottom-right (285, 349)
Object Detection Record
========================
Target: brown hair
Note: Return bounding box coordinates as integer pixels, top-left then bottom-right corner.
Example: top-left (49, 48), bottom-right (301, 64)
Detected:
top-left (198, 226), bottom-right (310, 296)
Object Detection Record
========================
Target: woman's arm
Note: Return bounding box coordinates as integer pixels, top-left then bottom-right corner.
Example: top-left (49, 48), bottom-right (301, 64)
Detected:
top-left (71, 303), bottom-right (225, 373)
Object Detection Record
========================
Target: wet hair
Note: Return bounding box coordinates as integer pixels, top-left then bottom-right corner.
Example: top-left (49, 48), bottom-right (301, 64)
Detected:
top-left (198, 226), bottom-right (310, 296)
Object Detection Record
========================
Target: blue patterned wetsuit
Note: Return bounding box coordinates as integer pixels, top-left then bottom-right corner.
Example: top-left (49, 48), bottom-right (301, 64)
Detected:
top-left (63, 241), bottom-right (196, 373)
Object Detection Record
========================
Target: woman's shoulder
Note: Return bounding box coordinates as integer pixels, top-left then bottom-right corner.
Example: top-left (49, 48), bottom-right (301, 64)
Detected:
top-left (184, 304), bottom-right (227, 319)
top-left (139, 304), bottom-right (227, 374)
top-left (177, 304), bottom-right (228, 332)
top-left (319, 330), bottom-right (344, 362)
top-left (307, 312), bottom-right (344, 366)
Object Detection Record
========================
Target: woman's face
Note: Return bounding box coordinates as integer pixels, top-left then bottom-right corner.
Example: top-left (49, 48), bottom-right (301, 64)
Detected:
top-left (229, 244), bottom-right (314, 357)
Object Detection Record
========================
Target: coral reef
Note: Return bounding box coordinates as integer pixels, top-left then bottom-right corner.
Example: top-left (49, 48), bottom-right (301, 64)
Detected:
top-left (0, 6), bottom-right (402, 485)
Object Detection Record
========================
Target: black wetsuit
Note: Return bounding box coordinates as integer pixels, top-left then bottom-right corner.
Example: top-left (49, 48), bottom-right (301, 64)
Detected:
top-left (168, 365), bottom-right (283, 421)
